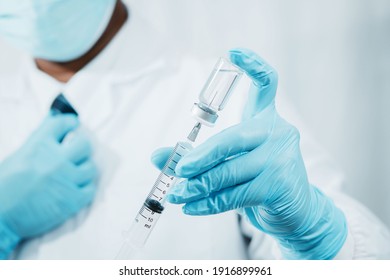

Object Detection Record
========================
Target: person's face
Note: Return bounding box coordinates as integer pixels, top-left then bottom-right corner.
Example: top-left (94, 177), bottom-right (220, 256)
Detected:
top-left (0, 0), bottom-right (116, 61)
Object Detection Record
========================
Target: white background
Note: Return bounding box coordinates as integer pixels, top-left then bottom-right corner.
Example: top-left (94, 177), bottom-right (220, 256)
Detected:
top-left (0, 0), bottom-right (389, 227)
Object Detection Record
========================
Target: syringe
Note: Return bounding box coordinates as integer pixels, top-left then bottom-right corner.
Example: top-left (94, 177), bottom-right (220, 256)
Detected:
top-left (116, 57), bottom-right (243, 259)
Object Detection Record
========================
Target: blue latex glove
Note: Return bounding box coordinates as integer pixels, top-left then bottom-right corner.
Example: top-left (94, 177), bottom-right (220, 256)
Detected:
top-left (0, 114), bottom-right (97, 259)
top-left (151, 48), bottom-right (347, 259)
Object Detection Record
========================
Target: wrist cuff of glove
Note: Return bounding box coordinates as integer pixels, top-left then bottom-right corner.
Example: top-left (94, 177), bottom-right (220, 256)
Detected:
top-left (0, 219), bottom-right (20, 259)
top-left (279, 186), bottom-right (348, 260)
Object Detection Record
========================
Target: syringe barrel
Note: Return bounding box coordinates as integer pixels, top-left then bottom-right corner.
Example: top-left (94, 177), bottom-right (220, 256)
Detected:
top-left (118, 141), bottom-right (193, 255)
top-left (118, 56), bottom-right (245, 257)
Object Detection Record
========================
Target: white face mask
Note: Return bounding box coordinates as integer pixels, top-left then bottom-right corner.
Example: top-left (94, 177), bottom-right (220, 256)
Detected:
top-left (0, 0), bottom-right (116, 62)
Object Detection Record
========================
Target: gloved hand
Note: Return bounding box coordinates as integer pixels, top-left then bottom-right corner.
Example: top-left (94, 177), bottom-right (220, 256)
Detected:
top-left (151, 48), bottom-right (347, 259)
top-left (0, 114), bottom-right (97, 259)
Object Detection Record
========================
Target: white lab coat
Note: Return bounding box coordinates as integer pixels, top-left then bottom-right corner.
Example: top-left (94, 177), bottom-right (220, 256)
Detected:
top-left (0, 12), bottom-right (389, 260)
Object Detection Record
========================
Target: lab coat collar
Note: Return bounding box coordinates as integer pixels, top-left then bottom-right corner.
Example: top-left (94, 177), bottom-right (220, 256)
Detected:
top-left (24, 9), bottom-right (169, 130)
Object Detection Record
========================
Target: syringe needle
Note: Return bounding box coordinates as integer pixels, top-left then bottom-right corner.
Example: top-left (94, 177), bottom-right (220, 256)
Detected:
top-left (187, 122), bottom-right (202, 142)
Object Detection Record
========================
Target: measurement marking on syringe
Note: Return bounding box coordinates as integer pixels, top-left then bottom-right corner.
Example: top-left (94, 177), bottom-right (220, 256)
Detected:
top-left (171, 159), bottom-right (178, 164)
top-left (140, 213), bottom-right (147, 219)
top-left (152, 194), bottom-right (159, 199)
top-left (152, 177), bottom-right (163, 188)
top-left (156, 187), bottom-right (163, 191)
top-left (167, 166), bottom-right (174, 171)
top-left (159, 180), bottom-right (166, 185)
